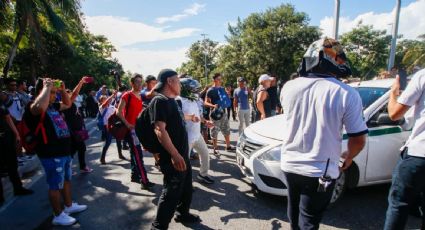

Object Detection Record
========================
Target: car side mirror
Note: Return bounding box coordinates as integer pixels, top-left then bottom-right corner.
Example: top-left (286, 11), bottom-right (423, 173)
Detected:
top-left (377, 113), bottom-right (405, 126)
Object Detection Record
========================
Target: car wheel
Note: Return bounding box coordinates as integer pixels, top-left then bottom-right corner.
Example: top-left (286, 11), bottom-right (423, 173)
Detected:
top-left (330, 171), bottom-right (346, 204)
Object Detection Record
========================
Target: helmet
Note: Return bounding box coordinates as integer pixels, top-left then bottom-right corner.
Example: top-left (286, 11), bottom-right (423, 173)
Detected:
top-left (210, 107), bottom-right (224, 121)
top-left (180, 77), bottom-right (201, 101)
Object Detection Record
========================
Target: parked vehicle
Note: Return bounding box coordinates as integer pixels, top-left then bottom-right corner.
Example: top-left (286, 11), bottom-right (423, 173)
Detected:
top-left (236, 78), bottom-right (410, 203)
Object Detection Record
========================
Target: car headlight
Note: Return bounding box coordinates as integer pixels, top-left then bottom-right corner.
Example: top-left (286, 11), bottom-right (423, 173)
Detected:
top-left (257, 145), bottom-right (281, 162)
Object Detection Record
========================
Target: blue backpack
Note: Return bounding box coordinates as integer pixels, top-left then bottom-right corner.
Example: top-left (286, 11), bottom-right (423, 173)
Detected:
top-left (216, 87), bottom-right (231, 108)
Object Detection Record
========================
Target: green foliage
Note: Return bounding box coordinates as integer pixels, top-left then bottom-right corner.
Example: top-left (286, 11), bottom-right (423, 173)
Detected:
top-left (178, 39), bottom-right (219, 86)
top-left (179, 4), bottom-right (321, 87)
top-left (340, 23), bottom-right (392, 79)
top-left (396, 36), bottom-right (425, 72)
top-left (0, 0), bottom-right (123, 92)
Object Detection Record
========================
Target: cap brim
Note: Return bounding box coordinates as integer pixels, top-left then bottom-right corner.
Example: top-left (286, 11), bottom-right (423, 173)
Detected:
top-left (153, 82), bottom-right (164, 92)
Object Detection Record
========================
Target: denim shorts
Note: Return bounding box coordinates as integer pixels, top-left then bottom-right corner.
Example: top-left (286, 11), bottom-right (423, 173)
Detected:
top-left (40, 156), bottom-right (72, 190)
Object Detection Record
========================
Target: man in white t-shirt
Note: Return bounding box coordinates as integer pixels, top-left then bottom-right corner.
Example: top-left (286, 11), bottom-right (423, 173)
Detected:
top-left (384, 69), bottom-right (425, 230)
top-left (280, 38), bottom-right (368, 230)
top-left (178, 78), bottom-right (215, 184)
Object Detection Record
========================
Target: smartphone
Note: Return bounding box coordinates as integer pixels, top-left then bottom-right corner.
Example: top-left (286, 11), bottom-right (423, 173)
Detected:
top-left (84, 76), bottom-right (94, 83)
top-left (53, 80), bottom-right (62, 88)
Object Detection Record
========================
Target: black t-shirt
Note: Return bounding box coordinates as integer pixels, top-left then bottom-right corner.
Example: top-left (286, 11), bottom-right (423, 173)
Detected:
top-left (63, 103), bottom-right (84, 131)
top-left (149, 96), bottom-right (189, 166)
top-left (267, 86), bottom-right (278, 110)
top-left (0, 103), bottom-right (11, 133)
top-left (24, 102), bottom-right (72, 158)
top-left (206, 87), bottom-right (223, 105)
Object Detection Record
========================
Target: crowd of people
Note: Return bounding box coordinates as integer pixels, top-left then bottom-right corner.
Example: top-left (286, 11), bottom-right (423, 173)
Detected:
top-left (1, 36), bottom-right (424, 230)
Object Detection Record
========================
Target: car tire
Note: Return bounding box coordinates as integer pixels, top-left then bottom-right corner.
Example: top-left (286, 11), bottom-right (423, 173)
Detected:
top-left (330, 170), bottom-right (347, 204)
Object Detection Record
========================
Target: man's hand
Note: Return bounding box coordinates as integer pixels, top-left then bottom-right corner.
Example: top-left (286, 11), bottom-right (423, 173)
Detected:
top-left (43, 78), bottom-right (53, 89)
top-left (15, 133), bottom-right (21, 144)
top-left (171, 154), bottom-right (186, 171)
top-left (391, 75), bottom-right (401, 97)
top-left (191, 115), bottom-right (200, 123)
top-left (205, 120), bottom-right (214, 128)
top-left (340, 151), bottom-right (353, 171)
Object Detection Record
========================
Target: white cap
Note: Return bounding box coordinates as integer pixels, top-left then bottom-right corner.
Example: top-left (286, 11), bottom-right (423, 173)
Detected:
top-left (258, 74), bottom-right (273, 83)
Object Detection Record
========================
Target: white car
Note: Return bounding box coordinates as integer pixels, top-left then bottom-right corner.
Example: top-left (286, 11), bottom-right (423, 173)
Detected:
top-left (236, 78), bottom-right (411, 203)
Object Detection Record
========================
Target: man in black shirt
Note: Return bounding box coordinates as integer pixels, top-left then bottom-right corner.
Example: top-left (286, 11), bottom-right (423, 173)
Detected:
top-left (267, 76), bottom-right (279, 116)
top-left (151, 69), bottom-right (200, 229)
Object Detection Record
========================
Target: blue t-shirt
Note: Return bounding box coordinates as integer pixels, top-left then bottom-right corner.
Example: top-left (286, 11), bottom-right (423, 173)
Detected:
top-left (140, 88), bottom-right (152, 107)
top-left (234, 87), bottom-right (250, 110)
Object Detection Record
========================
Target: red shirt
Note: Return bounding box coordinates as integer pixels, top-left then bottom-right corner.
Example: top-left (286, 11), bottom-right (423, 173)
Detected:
top-left (121, 91), bottom-right (143, 126)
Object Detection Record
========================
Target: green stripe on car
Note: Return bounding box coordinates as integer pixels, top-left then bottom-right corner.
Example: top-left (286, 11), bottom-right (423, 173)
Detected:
top-left (342, 127), bottom-right (403, 140)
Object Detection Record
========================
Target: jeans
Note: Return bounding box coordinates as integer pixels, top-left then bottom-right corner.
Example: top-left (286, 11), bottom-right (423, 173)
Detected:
top-left (190, 136), bottom-right (210, 177)
top-left (101, 126), bottom-right (123, 160)
top-left (152, 161), bottom-right (193, 230)
top-left (283, 172), bottom-right (335, 230)
top-left (125, 129), bottom-right (149, 185)
top-left (237, 109), bottom-right (250, 135)
top-left (384, 149), bottom-right (425, 230)
top-left (40, 156), bottom-right (72, 190)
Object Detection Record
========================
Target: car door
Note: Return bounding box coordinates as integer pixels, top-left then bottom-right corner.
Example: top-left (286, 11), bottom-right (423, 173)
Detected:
top-left (364, 105), bottom-right (410, 182)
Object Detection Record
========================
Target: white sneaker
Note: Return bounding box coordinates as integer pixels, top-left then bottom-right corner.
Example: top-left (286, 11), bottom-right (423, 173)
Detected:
top-left (64, 202), bottom-right (88, 214)
top-left (52, 212), bottom-right (76, 226)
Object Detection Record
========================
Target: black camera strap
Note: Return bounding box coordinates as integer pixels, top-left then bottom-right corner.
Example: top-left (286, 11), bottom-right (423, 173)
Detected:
top-left (323, 158), bottom-right (330, 178)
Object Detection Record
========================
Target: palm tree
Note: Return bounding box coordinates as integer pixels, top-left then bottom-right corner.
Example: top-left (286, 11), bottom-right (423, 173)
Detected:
top-left (2, 0), bottom-right (81, 78)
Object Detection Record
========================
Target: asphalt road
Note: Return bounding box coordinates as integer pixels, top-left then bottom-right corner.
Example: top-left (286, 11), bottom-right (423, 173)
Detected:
top-left (0, 118), bottom-right (422, 230)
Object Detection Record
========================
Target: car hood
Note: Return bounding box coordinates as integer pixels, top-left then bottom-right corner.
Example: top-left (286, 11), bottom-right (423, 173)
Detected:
top-left (248, 115), bottom-right (285, 141)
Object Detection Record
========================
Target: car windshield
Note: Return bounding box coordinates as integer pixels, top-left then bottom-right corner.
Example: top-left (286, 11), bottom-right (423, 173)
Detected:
top-left (355, 87), bottom-right (389, 109)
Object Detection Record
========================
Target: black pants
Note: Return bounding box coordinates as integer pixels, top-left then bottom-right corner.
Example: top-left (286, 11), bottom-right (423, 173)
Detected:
top-left (71, 139), bottom-right (87, 170)
top-left (152, 161), bottom-right (193, 230)
top-left (0, 134), bottom-right (23, 199)
top-left (283, 172), bottom-right (335, 230)
top-left (125, 131), bottom-right (149, 185)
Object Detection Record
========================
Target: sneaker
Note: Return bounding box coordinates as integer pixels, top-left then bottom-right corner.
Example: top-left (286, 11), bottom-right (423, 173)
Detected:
top-left (80, 167), bottom-right (93, 173)
top-left (213, 149), bottom-right (220, 155)
top-left (52, 212), bottom-right (76, 226)
top-left (174, 213), bottom-right (201, 223)
top-left (14, 188), bottom-right (34, 196)
top-left (64, 202), bottom-right (88, 214)
top-left (197, 174), bottom-right (214, 184)
top-left (122, 145), bottom-right (130, 150)
top-left (131, 177), bottom-right (141, 184)
top-left (142, 181), bottom-right (155, 190)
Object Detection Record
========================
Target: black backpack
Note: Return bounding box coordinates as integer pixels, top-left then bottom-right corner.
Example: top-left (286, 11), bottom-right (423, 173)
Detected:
top-left (135, 95), bottom-right (166, 153)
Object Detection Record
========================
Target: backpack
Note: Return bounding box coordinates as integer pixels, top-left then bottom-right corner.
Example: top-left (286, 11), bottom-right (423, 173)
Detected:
top-left (107, 92), bottom-right (132, 140)
top-left (135, 94), bottom-right (169, 153)
top-left (18, 111), bottom-right (47, 153)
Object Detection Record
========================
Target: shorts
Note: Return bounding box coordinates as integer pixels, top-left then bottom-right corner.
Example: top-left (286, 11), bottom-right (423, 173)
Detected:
top-left (40, 156), bottom-right (72, 190)
top-left (211, 115), bottom-right (231, 138)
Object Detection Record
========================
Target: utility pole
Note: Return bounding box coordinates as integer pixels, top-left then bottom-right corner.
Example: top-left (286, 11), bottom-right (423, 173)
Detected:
top-left (333, 0), bottom-right (340, 40)
top-left (388, 0), bottom-right (401, 71)
top-left (201, 33), bottom-right (208, 85)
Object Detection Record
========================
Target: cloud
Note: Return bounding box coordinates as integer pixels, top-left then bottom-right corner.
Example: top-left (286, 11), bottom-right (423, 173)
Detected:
top-left (113, 48), bottom-right (188, 76)
top-left (84, 15), bottom-right (198, 74)
top-left (155, 3), bottom-right (205, 24)
top-left (320, 0), bottom-right (425, 40)
top-left (85, 16), bottom-right (199, 47)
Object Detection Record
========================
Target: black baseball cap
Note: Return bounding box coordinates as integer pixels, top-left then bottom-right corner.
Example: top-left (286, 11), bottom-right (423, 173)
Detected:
top-left (154, 69), bottom-right (178, 92)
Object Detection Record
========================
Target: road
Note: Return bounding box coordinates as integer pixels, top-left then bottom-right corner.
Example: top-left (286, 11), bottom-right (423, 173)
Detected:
top-left (0, 118), bottom-right (422, 230)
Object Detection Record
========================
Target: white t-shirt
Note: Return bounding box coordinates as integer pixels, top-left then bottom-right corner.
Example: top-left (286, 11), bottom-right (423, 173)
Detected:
top-left (99, 105), bottom-right (116, 125)
top-left (397, 69), bottom-right (425, 158)
top-left (74, 95), bottom-right (83, 108)
top-left (178, 96), bottom-right (202, 145)
top-left (280, 76), bottom-right (368, 179)
top-left (8, 93), bottom-right (24, 121)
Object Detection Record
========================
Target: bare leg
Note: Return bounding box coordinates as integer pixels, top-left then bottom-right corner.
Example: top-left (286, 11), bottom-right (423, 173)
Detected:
top-left (48, 190), bottom-right (63, 216)
top-left (61, 181), bottom-right (72, 207)
top-left (225, 135), bottom-right (231, 148)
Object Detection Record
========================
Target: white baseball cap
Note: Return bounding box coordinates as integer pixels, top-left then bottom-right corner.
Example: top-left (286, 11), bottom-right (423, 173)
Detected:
top-left (258, 74), bottom-right (273, 83)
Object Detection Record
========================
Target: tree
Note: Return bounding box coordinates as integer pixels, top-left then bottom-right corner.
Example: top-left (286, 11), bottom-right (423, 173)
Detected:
top-left (396, 35), bottom-right (425, 72)
top-left (178, 39), bottom-right (219, 85)
top-left (215, 4), bottom-right (321, 86)
top-left (340, 23), bottom-right (392, 79)
top-left (2, 0), bottom-right (81, 78)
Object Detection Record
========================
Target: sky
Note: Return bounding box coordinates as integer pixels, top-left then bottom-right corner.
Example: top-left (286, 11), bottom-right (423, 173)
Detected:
top-left (81, 0), bottom-right (424, 76)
